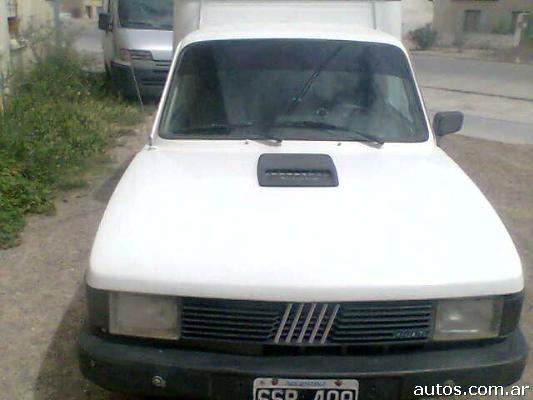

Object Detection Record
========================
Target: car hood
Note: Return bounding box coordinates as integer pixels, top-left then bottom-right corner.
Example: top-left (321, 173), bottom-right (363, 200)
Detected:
top-left (88, 141), bottom-right (523, 301)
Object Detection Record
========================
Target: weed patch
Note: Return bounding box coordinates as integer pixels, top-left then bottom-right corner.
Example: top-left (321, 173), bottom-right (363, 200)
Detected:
top-left (409, 24), bottom-right (438, 50)
top-left (0, 45), bottom-right (142, 248)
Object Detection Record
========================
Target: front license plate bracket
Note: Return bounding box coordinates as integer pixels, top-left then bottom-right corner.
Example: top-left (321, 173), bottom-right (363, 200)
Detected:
top-left (253, 378), bottom-right (359, 400)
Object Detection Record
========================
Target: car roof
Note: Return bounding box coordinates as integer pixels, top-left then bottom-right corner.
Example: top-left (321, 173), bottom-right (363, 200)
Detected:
top-left (180, 22), bottom-right (406, 51)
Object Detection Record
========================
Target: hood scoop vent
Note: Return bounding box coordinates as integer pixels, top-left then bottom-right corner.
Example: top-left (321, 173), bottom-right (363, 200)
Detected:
top-left (258, 154), bottom-right (339, 187)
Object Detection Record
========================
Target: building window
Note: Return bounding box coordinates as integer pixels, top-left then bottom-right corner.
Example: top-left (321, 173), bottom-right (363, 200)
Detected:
top-left (464, 10), bottom-right (482, 33)
top-left (86, 5), bottom-right (93, 19)
top-left (8, 17), bottom-right (20, 38)
top-left (511, 11), bottom-right (526, 33)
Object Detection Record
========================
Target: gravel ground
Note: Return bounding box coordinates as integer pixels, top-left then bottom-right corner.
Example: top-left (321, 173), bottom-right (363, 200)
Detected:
top-left (0, 132), bottom-right (532, 400)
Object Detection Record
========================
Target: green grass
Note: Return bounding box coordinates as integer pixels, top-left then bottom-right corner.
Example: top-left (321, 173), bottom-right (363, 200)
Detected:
top-left (0, 45), bottom-right (143, 248)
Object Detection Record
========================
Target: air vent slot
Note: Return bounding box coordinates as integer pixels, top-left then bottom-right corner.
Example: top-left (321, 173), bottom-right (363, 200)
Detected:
top-left (257, 154), bottom-right (338, 187)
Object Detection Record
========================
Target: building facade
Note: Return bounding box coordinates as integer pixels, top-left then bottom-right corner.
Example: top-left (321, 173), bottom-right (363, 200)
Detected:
top-left (0, 0), bottom-right (10, 74)
top-left (6, 0), bottom-right (53, 35)
top-left (61, 0), bottom-right (102, 19)
top-left (0, 0), bottom-right (54, 70)
top-left (433, 0), bottom-right (533, 48)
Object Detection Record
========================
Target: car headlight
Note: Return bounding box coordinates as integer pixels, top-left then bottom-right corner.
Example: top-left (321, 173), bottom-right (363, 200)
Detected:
top-left (434, 297), bottom-right (503, 341)
top-left (109, 292), bottom-right (180, 340)
top-left (119, 49), bottom-right (153, 61)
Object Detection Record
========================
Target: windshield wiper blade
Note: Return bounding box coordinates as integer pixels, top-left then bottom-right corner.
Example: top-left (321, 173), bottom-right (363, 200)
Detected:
top-left (171, 123), bottom-right (283, 143)
top-left (287, 45), bottom-right (344, 113)
top-left (125, 21), bottom-right (155, 27)
top-left (248, 128), bottom-right (283, 143)
top-left (264, 45), bottom-right (345, 133)
top-left (270, 120), bottom-right (384, 146)
top-left (172, 123), bottom-right (253, 134)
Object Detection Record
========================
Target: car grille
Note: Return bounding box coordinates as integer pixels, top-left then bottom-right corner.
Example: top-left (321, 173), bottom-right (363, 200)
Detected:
top-left (181, 298), bottom-right (434, 346)
top-left (154, 59), bottom-right (171, 68)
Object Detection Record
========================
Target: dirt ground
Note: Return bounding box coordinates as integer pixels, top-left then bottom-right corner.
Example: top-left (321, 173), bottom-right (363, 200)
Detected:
top-left (0, 131), bottom-right (532, 400)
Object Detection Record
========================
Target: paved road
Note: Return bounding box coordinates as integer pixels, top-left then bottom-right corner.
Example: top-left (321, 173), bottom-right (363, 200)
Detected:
top-left (412, 53), bottom-right (533, 101)
top-left (74, 24), bottom-right (102, 54)
top-left (412, 54), bottom-right (533, 144)
top-left (66, 19), bottom-right (102, 55)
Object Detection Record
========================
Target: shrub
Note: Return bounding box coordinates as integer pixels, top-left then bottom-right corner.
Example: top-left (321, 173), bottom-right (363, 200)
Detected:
top-left (0, 43), bottom-right (142, 248)
top-left (409, 24), bottom-right (438, 50)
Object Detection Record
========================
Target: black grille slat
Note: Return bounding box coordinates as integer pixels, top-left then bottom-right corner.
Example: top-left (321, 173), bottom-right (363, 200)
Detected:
top-left (343, 304), bottom-right (432, 310)
top-left (333, 327), bottom-right (430, 335)
top-left (337, 316), bottom-right (431, 323)
top-left (183, 314), bottom-right (279, 323)
top-left (183, 306), bottom-right (280, 316)
top-left (182, 325), bottom-right (275, 334)
top-left (182, 331), bottom-right (274, 341)
top-left (180, 299), bottom-right (434, 346)
top-left (341, 310), bottom-right (432, 316)
top-left (182, 319), bottom-right (277, 329)
top-left (335, 322), bottom-right (431, 330)
top-left (331, 336), bottom-right (425, 342)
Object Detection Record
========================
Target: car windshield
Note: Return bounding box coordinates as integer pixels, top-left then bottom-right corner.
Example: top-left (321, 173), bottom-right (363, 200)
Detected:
top-left (159, 39), bottom-right (429, 143)
top-left (118, 0), bottom-right (173, 30)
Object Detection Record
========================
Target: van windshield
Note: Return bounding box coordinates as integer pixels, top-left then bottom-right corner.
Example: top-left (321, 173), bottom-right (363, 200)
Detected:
top-left (159, 39), bottom-right (429, 143)
top-left (118, 0), bottom-right (173, 30)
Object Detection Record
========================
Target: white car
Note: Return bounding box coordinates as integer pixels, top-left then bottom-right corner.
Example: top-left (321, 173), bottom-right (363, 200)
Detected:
top-left (79, 5), bottom-right (527, 400)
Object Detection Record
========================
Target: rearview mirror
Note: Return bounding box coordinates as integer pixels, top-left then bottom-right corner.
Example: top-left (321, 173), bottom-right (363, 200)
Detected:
top-left (433, 111), bottom-right (464, 136)
top-left (98, 13), bottom-right (110, 31)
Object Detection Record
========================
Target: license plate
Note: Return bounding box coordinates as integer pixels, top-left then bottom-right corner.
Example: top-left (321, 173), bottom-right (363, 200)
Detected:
top-left (253, 378), bottom-right (359, 400)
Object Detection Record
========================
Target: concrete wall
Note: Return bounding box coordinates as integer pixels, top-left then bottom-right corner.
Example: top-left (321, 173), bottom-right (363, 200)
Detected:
top-left (433, 0), bottom-right (533, 48)
top-left (16, 0), bottom-right (54, 32)
top-left (5, 0), bottom-right (54, 71)
top-left (0, 0), bottom-right (10, 73)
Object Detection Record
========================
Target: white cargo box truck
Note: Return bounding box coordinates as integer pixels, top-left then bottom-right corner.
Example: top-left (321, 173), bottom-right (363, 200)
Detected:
top-left (174, 0), bottom-right (402, 46)
top-left (80, 1), bottom-right (527, 399)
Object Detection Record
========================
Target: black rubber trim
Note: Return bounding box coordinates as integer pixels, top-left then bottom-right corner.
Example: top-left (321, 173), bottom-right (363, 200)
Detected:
top-left (86, 286), bottom-right (109, 332)
top-left (257, 153), bottom-right (339, 187)
top-left (500, 291), bottom-right (524, 337)
top-left (79, 326), bottom-right (527, 399)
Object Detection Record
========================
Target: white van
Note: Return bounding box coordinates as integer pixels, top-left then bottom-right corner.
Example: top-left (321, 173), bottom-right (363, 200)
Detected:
top-left (80, 2), bottom-right (527, 399)
top-left (98, 0), bottom-right (174, 97)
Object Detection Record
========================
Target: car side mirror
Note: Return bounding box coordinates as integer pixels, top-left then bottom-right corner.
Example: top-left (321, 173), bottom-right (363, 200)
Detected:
top-left (433, 111), bottom-right (464, 137)
top-left (98, 13), bottom-right (110, 31)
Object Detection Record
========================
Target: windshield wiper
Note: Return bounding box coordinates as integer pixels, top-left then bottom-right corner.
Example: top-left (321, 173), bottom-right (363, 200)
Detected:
top-left (263, 45), bottom-right (345, 134)
top-left (124, 21), bottom-right (155, 28)
top-left (170, 123), bottom-right (282, 143)
top-left (248, 127), bottom-right (283, 143)
top-left (171, 123), bottom-right (253, 134)
top-left (286, 45), bottom-right (344, 114)
top-left (269, 120), bottom-right (384, 147)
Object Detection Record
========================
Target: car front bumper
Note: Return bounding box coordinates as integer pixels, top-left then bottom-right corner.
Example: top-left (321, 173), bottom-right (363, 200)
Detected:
top-left (110, 61), bottom-right (169, 98)
top-left (79, 327), bottom-right (527, 399)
